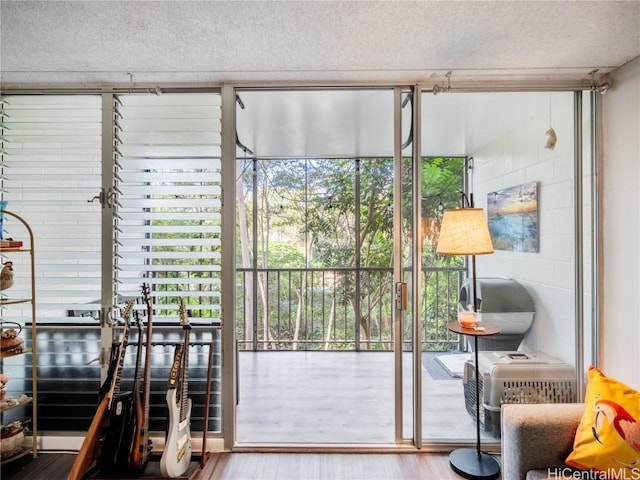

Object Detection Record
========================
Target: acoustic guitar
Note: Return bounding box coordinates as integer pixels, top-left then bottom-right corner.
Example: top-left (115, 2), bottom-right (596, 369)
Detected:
top-left (160, 299), bottom-right (193, 477)
top-left (67, 299), bottom-right (134, 480)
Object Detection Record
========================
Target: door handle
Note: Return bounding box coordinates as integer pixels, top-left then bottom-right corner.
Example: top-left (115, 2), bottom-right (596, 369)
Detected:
top-left (395, 282), bottom-right (407, 311)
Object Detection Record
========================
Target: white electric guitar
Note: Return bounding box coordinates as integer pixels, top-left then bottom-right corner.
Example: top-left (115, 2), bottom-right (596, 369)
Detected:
top-left (160, 300), bottom-right (193, 478)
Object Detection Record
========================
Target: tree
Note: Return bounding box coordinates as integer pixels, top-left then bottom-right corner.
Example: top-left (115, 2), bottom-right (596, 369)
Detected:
top-left (235, 156), bottom-right (465, 351)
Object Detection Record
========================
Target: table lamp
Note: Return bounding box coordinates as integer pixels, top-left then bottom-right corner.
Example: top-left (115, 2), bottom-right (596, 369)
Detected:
top-left (436, 193), bottom-right (499, 480)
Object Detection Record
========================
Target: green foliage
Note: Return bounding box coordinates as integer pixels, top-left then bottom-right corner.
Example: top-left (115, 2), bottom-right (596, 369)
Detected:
top-left (266, 241), bottom-right (306, 268)
top-left (422, 156), bottom-right (465, 218)
top-left (237, 156), bottom-right (466, 350)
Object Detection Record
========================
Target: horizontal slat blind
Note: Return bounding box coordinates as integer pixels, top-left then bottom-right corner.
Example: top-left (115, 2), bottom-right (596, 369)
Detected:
top-left (1, 93), bottom-right (223, 434)
top-left (116, 93), bottom-right (222, 323)
top-left (0, 95), bottom-right (103, 323)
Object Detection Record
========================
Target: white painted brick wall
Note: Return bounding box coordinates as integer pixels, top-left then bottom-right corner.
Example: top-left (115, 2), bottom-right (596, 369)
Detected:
top-left (471, 92), bottom-right (577, 365)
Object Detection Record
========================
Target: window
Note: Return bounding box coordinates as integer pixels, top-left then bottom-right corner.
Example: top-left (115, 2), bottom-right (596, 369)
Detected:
top-left (0, 92), bottom-right (222, 432)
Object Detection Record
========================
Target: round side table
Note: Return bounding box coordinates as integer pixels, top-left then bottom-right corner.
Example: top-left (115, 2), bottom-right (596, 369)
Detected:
top-left (447, 321), bottom-right (501, 480)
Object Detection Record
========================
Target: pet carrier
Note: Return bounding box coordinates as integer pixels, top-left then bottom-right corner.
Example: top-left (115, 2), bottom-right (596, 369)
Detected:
top-left (463, 351), bottom-right (576, 436)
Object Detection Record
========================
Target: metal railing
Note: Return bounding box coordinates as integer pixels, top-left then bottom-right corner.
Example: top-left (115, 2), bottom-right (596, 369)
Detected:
top-left (236, 266), bottom-right (465, 351)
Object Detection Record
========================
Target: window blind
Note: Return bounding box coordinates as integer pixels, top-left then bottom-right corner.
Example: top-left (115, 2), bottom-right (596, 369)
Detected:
top-left (1, 93), bottom-right (223, 433)
top-left (115, 93), bottom-right (222, 323)
top-left (114, 93), bottom-right (223, 433)
top-left (0, 95), bottom-right (103, 323)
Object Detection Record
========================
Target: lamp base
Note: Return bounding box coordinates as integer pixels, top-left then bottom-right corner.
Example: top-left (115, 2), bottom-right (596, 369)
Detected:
top-left (449, 448), bottom-right (500, 480)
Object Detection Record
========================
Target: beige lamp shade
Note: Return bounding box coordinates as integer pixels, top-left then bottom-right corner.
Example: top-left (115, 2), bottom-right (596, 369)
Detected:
top-left (436, 208), bottom-right (494, 255)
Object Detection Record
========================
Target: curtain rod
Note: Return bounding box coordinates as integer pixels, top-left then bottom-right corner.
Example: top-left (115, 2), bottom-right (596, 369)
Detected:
top-left (0, 85), bottom-right (221, 95)
top-left (0, 76), bottom-right (611, 95)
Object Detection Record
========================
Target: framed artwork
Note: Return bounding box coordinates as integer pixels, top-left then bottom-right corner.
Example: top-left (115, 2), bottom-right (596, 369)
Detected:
top-left (487, 181), bottom-right (538, 252)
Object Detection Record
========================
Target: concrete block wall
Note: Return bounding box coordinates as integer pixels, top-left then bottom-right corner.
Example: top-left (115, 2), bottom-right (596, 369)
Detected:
top-left (470, 92), bottom-right (578, 365)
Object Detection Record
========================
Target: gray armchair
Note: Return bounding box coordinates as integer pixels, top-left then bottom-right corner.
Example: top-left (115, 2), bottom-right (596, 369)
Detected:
top-left (500, 403), bottom-right (585, 480)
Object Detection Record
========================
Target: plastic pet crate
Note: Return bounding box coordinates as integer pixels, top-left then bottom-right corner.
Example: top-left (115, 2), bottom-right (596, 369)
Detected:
top-left (463, 351), bottom-right (576, 437)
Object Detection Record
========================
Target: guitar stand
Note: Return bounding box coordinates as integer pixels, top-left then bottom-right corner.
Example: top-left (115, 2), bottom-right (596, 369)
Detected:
top-left (85, 457), bottom-right (201, 479)
top-left (73, 315), bottom-right (217, 480)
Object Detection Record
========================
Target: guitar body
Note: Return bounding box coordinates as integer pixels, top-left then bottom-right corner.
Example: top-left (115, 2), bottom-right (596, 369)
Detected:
top-left (160, 300), bottom-right (193, 478)
top-left (128, 283), bottom-right (154, 474)
top-left (126, 323), bottom-right (148, 475)
top-left (97, 343), bottom-right (120, 401)
top-left (66, 395), bottom-right (109, 480)
top-left (67, 300), bottom-right (134, 480)
top-left (127, 387), bottom-right (150, 474)
top-left (95, 392), bottom-right (136, 474)
top-left (160, 389), bottom-right (192, 477)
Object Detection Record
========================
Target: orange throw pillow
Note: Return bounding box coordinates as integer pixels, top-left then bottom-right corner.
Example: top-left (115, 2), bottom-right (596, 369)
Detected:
top-left (565, 366), bottom-right (640, 477)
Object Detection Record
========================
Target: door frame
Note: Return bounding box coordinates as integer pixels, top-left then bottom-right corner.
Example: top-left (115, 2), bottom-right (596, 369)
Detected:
top-left (222, 85), bottom-right (422, 449)
top-left (392, 85), bottom-right (424, 448)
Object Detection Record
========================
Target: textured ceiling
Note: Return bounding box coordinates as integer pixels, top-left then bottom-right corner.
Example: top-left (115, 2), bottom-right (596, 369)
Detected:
top-left (1, 0), bottom-right (639, 86)
top-left (2, 1), bottom-right (638, 158)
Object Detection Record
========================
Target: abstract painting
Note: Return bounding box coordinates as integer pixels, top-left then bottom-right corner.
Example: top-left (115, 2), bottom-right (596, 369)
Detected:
top-left (487, 182), bottom-right (538, 252)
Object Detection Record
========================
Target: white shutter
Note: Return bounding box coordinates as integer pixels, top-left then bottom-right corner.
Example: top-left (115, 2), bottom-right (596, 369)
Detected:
top-left (116, 93), bottom-right (222, 322)
top-left (1, 95), bottom-right (103, 323)
top-left (1, 93), bottom-right (223, 434)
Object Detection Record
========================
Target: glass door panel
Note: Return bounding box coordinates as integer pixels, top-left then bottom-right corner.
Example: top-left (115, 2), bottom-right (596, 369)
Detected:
top-left (420, 91), bottom-right (580, 444)
top-left (234, 89), bottom-right (397, 444)
top-left (399, 96), bottom-right (416, 441)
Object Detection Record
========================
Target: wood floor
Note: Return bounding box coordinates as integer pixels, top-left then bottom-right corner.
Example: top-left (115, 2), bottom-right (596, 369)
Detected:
top-left (236, 351), bottom-right (498, 445)
top-left (2, 451), bottom-right (501, 479)
top-left (2, 352), bottom-right (504, 479)
top-left (203, 452), bottom-right (494, 479)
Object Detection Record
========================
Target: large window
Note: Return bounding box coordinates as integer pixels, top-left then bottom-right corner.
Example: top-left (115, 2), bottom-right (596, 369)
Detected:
top-left (1, 95), bottom-right (103, 323)
top-left (0, 93), bottom-right (223, 433)
top-left (236, 157), bottom-right (396, 351)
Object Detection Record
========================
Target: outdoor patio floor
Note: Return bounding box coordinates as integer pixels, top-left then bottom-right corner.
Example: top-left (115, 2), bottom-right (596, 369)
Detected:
top-left (236, 351), bottom-right (501, 447)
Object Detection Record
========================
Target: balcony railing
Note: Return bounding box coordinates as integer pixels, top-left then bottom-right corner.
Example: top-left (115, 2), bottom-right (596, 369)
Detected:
top-left (236, 266), bottom-right (465, 351)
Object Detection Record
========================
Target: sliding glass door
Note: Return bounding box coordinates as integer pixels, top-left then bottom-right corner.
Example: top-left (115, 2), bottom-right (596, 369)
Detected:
top-left (419, 91), bottom-right (586, 445)
top-left (233, 88), bottom-right (403, 444)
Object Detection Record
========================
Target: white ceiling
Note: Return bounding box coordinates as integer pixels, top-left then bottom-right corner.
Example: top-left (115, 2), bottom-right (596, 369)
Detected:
top-left (1, 0), bottom-right (638, 86)
top-left (1, 1), bottom-right (638, 158)
top-left (234, 89), bottom-right (570, 157)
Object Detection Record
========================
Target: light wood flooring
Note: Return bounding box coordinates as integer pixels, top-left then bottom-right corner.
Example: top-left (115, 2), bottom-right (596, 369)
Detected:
top-left (203, 451), bottom-right (497, 479)
top-left (2, 451), bottom-right (501, 480)
top-left (2, 352), bottom-right (504, 479)
top-left (237, 351), bottom-right (499, 446)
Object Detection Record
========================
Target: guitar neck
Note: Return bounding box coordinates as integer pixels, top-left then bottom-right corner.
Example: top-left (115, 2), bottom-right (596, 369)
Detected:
top-left (140, 334), bottom-right (151, 440)
top-left (142, 293), bottom-right (153, 427)
top-left (134, 283), bottom-right (153, 465)
top-left (180, 326), bottom-right (190, 423)
top-left (107, 301), bottom-right (133, 407)
top-left (108, 327), bottom-right (129, 408)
